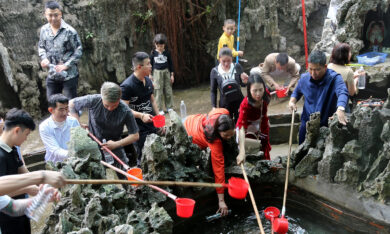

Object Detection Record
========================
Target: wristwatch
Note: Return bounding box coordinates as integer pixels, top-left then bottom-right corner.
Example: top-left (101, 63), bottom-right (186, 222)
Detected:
top-left (337, 106), bottom-right (345, 111)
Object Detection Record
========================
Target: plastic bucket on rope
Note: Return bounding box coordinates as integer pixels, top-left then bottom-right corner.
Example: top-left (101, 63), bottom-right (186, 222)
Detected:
top-left (152, 115), bottom-right (165, 128)
top-left (175, 198), bottom-right (196, 218)
top-left (127, 168), bottom-right (143, 186)
top-left (264, 206), bottom-right (280, 221)
top-left (227, 177), bottom-right (248, 199)
top-left (273, 216), bottom-right (289, 234)
top-left (276, 87), bottom-right (288, 98)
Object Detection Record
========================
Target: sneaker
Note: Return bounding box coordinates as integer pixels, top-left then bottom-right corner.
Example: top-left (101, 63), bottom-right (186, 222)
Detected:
top-left (158, 110), bottom-right (165, 115)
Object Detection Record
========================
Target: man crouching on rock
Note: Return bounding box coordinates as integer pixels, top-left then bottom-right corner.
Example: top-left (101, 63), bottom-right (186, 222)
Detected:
top-left (69, 82), bottom-right (139, 179)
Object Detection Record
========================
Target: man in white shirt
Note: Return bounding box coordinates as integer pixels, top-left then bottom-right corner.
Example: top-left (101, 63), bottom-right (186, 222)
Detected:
top-left (39, 94), bottom-right (79, 163)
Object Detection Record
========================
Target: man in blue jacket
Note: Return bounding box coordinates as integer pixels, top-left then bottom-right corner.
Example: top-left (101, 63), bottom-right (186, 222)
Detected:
top-left (289, 50), bottom-right (348, 144)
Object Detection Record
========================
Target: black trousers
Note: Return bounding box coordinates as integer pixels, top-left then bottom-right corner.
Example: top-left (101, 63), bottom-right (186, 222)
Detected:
top-left (46, 76), bottom-right (78, 100)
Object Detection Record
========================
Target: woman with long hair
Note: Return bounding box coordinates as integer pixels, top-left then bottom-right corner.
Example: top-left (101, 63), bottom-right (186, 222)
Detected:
top-left (236, 73), bottom-right (272, 163)
top-left (184, 108), bottom-right (235, 216)
top-left (210, 47), bottom-right (248, 123)
top-left (328, 43), bottom-right (358, 97)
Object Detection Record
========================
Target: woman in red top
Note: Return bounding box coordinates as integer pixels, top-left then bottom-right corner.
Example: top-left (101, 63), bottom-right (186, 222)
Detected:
top-left (184, 108), bottom-right (235, 216)
top-left (236, 73), bottom-right (271, 163)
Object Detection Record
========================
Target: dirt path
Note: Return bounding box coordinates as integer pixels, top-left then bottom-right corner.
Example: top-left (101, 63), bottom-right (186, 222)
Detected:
top-left (21, 84), bottom-right (303, 154)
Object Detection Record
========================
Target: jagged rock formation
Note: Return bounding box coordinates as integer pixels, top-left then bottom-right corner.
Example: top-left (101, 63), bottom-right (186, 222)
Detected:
top-left (315, 0), bottom-right (390, 92)
top-left (291, 89), bottom-right (390, 204)
top-left (0, 0), bottom-right (330, 118)
top-left (42, 127), bottom-right (173, 233)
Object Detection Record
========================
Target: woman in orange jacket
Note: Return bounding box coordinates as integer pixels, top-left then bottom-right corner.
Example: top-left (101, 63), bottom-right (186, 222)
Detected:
top-left (184, 108), bottom-right (235, 216)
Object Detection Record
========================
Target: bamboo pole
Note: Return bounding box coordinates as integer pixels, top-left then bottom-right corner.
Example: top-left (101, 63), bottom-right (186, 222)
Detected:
top-left (281, 109), bottom-right (295, 217)
top-left (65, 179), bottom-right (225, 188)
top-left (240, 163), bottom-right (266, 234)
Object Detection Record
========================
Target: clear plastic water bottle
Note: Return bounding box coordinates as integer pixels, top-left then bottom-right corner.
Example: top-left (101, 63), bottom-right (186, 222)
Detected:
top-left (48, 64), bottom-right (56, 76)
top-left (180, 100), bottom-right (187, 120)
top-left (102, 139), bottom-right (114, 164)
top-left (48, 64), bottom-right (67, 78)
top-left (205, 210), bottom-right (232, 222)
top-left (358, 66), bottom-right (366, 89)
top-left (25, 184), bottom-right (54, 221)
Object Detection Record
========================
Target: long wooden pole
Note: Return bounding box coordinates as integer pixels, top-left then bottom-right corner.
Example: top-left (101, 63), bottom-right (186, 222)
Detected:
top-left (281, 110), bottom-right (295, 217)
top-left (65, 179), bottom-right (225, 188)
top-left (240, 163), bottom-right (265, 234)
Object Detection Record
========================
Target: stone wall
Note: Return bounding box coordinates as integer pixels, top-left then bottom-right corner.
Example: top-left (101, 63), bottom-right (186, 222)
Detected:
top-left (291, 89), bottom-right (390, 204)
top-left (0, 0), bottom-right (330, 118)
top-left (315, 0), bottom-right (390, 93)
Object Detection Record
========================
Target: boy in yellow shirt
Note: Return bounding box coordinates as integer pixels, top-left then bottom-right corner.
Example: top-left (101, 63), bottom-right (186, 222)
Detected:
top-left (216, 19), bottom-right (244, 60)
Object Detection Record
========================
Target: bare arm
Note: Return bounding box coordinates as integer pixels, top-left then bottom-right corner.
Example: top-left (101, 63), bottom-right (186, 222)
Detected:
top-left (1, 198), bottom-right (31, 217)
top-left (150, 95), bottom-right (159, 115)
top-left (69, 99), bottom-right (80, 122)
top-left (236, 127), bottom-right (246, 164)
top-left (0, 170), bottom-right (65, 197)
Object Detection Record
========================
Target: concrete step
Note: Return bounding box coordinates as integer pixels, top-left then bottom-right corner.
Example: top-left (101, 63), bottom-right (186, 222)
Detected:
top-left (268, 112), bottom-right (300, 125)
top-left (26, 160), bottom-right (46, 171)
top-left (269, 123), bottom-right (300, 144)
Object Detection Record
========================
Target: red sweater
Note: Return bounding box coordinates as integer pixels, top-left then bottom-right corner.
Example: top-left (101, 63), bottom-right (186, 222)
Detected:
top-left (184, 108), bottom-right (230, 194)
top-left (236, 97), bottom-right (271, 160)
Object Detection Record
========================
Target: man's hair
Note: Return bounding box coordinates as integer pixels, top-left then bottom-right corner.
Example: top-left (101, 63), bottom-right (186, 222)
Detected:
top-left (132, 52), bottom-right (149, 70)
top-left (219, 47), bottom-right (233, 58)
top-left (48, 94), bottom-right (69, 108)
top-left (154, 33), bottom-right (167, 45)
top-left (4, 108), bottom-right (36, 131)
top-left (276, 53), bottom-right (289, 66)
top-left (224, 19), bottom-right (236, 26)
top-left (101, 82), bottom-right (121, 103)
top-left (308, 50), bottom-right (327, 66)
top-left (329, 43), bottom-right (351, 65)
top-left (45, 1), bottom-right (61, 10)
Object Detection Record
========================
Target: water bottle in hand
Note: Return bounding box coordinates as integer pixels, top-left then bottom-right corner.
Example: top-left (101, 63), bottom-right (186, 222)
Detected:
top-left (180, 100), bottom-right (187, 120)
top-left (48, 64), bottom-right (67, 78)
top-left (205, 210), bottom-right (232, 222)
top-left (102, 139), bottom-right (114, 164)
top-left (25, 184), bottom-right (54, 221)
top-left (358, 66), bottom-right (366, 89)
top-left (48, 64), bottom-right (56, 76)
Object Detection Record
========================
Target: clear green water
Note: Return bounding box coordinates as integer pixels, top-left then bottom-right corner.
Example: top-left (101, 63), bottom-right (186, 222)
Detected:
top-left (187, 205), bottom-right (351, 234)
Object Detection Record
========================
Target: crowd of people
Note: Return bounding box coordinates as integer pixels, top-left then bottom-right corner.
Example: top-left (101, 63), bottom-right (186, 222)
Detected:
top-left (0, 1), bottom-right (366, 233)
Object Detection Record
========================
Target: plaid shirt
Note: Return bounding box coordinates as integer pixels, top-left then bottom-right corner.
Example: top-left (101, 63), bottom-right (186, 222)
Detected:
top-left (38, 19), bottom-right (82, 80)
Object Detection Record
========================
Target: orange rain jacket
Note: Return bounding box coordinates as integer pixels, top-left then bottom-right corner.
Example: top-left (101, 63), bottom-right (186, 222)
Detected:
top-left (184, 108), bottom-right (230, 194)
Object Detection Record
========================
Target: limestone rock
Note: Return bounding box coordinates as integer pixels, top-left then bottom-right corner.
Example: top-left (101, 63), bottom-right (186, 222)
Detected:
top-left (363, 160), bottom-right (390, 204)
top-left (352, 107), bottom-right (384, 154)
top-left (82, 196), bottom-right (103, 229)
top-left (316, 0), bottom-right (390, 91)
top-left (340, 140), bottom-right (363, 162)
top-left (147, 203), bottom-right (173, 234)
top-left (67, 228), bottom-right (93, 234)
top-left (317, 138), bottom-right (343, 182)
top-left (295, 148), bottom-right (323, 178)
top-left (381, 121), bottom-right (390, 143)
top-left (106, 225), bottom-right (134, 234)
top-left (334, 161), bottom-right (360, 186)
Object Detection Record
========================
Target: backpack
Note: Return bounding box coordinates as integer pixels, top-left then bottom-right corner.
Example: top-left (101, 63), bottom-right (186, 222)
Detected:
top-left (214, 65), bottom-right (242, 103)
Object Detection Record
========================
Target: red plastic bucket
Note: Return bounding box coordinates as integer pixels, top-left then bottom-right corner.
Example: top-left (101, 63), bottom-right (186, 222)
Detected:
top-left (175, 198), bottom-right (196, 218)
top-left (273, 216), bottom-right (289, 234)
top-left (127, 168), bottom-right (143, 186)
top-left (276, 87), bottom-right (288, 98)
top-left (227, 177), bottom-right (248, 199)
top-left (264, 206), bottom-right (280, 221)
top-left (153, 115), bottom-right (165, 128)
